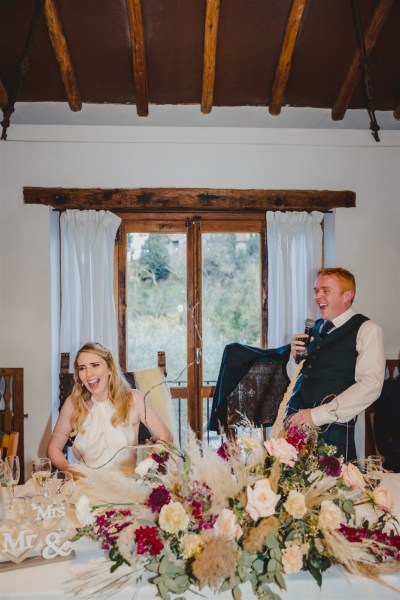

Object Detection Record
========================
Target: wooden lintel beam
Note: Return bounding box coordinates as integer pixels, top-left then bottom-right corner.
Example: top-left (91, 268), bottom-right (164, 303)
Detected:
top-left (23, 187), bottom-right (355, 211)
top-left (201, 0), bottom-right (220, 114)
top-left (0, 77), bottom-right (9, 110)
top-left (126, 0), bottom-right (148, 117)
top-left (394, 102), bottom-right (400, 120)
top-left (44, 0), bottom-right (81, 111)
top-left (331, 0), bottom-right (394, 121)
top-left (269, 0), bottom-right (308, 116)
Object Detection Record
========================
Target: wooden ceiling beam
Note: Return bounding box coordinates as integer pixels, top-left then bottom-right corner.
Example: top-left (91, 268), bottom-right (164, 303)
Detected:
top-left (23, 187), bottom-right (355, 211)
top-left (269, 0), bottom-right (308, 116)
top-left (126, 0), bottom-right (148, 117)
top-left (201, 0), bottom-right (220, 114)
top-left (43, 0), bottom-right (81, 111)
top-left (331, 0), bottom-right (394, 121)
top-left (0, 78), bottom-right (8, 110)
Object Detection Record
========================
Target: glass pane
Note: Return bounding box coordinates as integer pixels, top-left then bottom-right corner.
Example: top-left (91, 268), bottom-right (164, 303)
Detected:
top-left (126, 233), bottom-right (187, 381)
top-left (202, 233), bottom-right (261, 383)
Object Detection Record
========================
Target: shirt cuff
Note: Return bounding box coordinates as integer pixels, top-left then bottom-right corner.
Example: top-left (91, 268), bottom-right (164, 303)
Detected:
top-left (311, 403), bottom-right (335, 427)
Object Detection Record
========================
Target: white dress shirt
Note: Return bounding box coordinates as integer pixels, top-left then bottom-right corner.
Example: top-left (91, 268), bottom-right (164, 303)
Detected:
top-left (287, 308), bottom-right (386, 426)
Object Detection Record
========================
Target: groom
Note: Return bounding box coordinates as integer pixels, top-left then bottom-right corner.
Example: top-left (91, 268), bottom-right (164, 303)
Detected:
top-left (287, 267), bottom-right (385, 461)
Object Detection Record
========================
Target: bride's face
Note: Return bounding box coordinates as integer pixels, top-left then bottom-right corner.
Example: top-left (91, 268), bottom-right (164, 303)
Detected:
top-left (77, 351), bottom-right (111, 400)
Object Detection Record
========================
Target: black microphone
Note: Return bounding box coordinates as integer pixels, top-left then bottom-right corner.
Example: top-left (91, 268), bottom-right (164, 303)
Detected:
top-left (295, 318), bottom-right (315, 363)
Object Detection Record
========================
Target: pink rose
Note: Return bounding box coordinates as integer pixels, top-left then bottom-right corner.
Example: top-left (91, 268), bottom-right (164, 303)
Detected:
top-left (214, 508), bottom-right (243, 540)
top-left (341, 463), bottom-right (365, 490)
top-left (246, 478), bottom-right (281, 521)
top-left (371, 486), bottom-right (393, 512)
top-left (264, 437), bottom-right (298, 467)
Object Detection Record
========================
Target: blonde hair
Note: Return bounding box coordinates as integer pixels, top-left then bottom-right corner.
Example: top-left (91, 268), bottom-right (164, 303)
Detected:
top-left (317, 267), bottom-right (356, 304)
top-left (70, 342), bottom-right (132, 435)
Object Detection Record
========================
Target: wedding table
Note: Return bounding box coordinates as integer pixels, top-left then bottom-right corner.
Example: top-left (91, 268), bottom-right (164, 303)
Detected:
top-left (1, 474), bottom-right (399, 600)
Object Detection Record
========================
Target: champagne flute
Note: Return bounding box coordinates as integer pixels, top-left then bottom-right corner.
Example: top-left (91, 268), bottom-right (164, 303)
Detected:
top-left (31, 457), bottom-right (52, 491)
top-left (367, 455), bottom-right (383, 488)
top-left (5, 456), bottom-right (20, 506)
top-left (43, 471), bottom-right (75, 536)
top-left (43, 470), bottom-right (75, 500)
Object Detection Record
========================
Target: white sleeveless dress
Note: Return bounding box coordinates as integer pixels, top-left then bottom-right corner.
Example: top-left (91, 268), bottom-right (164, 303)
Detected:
top-left (72, 398), bottom-right (138, 474)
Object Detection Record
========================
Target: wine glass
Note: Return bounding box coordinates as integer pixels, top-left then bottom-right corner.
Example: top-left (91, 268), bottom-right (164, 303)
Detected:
top-left (4, 456), bottom-right (20, 506)
top-left (367, 455), bottom-right (383, 488)
top-left (43, 471), bottom-right (75, 500)
top-left (31, 457), bottom-right (52, 491)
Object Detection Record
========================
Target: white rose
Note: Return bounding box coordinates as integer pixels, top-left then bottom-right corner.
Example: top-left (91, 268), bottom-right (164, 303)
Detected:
top-left (181, 533), bottom-right (203, 559)
top-left (75, 495), bottom-right (95, 526)
top-left (318, 500), bottom-right (343, 529)
top-left (159, 501), bottom-right (190, 534)
top-left (284, 490), bottom-right (307, 519)
top-left (135, 457), bottom-right (157, 477)
top-left (264, 437), bottom-right (298, 467)
top-left (240, 436), bottom-right (260, 451)
top-left (282, 543), bottom-right (303, 574)
top-left (341, 463), bottom-right (365, 490)
top-left (246, 478), bottom-right (281, 521)
top-left (214, 508), bottom-right (243, 540)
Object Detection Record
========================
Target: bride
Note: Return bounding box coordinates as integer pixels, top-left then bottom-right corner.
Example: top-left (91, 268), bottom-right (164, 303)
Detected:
top-left (47, 342), bottom-right (173, 477)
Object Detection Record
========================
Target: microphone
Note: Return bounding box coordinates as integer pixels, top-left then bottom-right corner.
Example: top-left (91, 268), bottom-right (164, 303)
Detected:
top-left (295, 318), bottom-right (315, 363)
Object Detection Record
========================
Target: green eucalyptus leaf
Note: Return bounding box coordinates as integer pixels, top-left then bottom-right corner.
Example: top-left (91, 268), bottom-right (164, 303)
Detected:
top-left (265, 533), bottom-right (280, 549)
top-left (164, 575), bottom-right (190, 593)
top-left (136, 518), bottom-right (157, 527)
top-left (219, 580), bottom-right (232, 593)
top-left (233, 585), bottom-right (242, 600)
top-left (267, 558), bottom-right (279, 573)
top-left (274, 571), bottom-right (286, 591)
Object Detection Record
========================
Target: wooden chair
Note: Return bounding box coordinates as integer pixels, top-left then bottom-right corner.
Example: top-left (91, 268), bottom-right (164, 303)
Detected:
top-left (365, 358), bottom-right (399, 458)
top-left (0, 431), bottom-right (19, 460)
top-left (0, 368), bottom-right (25, 481)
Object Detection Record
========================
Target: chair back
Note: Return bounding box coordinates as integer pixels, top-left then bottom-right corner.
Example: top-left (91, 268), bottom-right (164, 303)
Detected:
top-left (0, 431), bottom-right (19, 460)
top-left (365, 358), bottom-right (399, 458)
top-left (0, 368), bottom-right (25, 481)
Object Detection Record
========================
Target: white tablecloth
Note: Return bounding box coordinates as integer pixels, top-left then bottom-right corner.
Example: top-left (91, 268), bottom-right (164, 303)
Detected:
top-left (1, 475), bottom-right (399, 600)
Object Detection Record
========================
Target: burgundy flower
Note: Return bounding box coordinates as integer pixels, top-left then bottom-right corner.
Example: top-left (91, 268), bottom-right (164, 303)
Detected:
top-left (318, 455), bottom-right (341, 477)
top-left (198, 516), bottom-right (216, 530)
top-left (146, 484), bottom-right (171, 513)
top-left (217, 442), bottom-right (230, 461)
top-left (134, 526), bottom-right (164, 556)
top-left (286, 426), bottom-right (308, 452)
top-left (151, 451), bottom-right (170, 474)
top-left (151, 451), bottom-right (170, 464)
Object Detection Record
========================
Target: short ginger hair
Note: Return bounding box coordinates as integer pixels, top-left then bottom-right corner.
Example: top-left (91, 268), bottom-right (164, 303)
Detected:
top-left (317, 267), bottom-right (356, 304)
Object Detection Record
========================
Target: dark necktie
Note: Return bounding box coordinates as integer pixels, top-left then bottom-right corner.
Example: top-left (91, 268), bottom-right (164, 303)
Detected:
top-left (320, 320), bottom-right (334, 338)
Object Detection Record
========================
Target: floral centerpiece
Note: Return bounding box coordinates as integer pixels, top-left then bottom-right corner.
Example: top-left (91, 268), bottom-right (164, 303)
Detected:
top-left (73, 425), bottom-right (399, 600)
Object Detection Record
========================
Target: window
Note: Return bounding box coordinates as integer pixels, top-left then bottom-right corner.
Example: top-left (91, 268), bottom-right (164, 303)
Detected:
top-left (116, 212), bottom-right (267, 439)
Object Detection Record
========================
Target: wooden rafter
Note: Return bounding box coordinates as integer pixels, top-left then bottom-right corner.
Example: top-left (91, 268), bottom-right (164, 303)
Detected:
top-left (23, 187), bottom-right (355, 211)
top-left (0, 77), bottom-right (8, 110)
top-left (126, 0), bottom-right (148, 117)
top-left (394, 102), bottom-right (400, 120)
top-left (201, 0), bottom-right (220, 114)
top-left (269, 0), bottom-right (308, 116)
top-left (43, 0), bottom-right (81, 111)
top-left (331, 0), bottom-right (394, 121)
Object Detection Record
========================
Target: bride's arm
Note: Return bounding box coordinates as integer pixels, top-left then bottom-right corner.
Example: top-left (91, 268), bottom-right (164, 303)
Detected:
top-left (132, 389), bottom-right (174, 443)
top-left (47, 396), bottom-right (84, 478)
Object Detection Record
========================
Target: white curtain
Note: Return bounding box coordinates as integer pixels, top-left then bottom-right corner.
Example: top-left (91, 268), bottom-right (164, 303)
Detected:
top-left (267, 211), bottom-right (324, 347)
top-left (60, 210), bottom-right (121, 369)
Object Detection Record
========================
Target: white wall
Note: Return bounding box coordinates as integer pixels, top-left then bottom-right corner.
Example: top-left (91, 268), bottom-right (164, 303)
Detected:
top-left (1, 124), bottom-right (399, 478)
